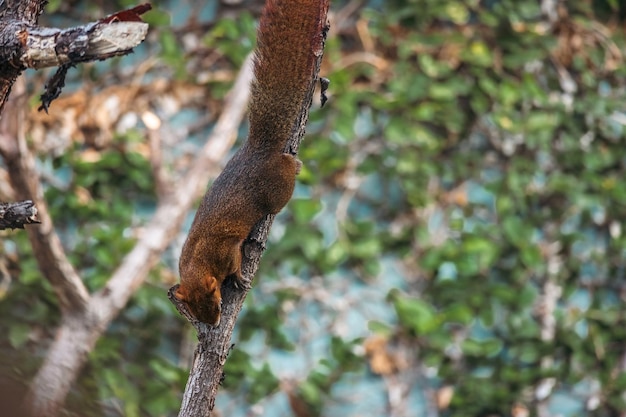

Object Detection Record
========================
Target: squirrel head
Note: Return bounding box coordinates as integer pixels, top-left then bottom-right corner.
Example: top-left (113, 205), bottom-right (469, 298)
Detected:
top-left (175, 276), bottom-right (222, 326)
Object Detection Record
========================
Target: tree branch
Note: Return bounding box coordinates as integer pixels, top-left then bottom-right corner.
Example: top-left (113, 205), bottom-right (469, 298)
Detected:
top-left (0, 3), bottom-right (151, 114)
top-left (0, 76), bottom-right (91, 313)
top-left (0, 1), bottom-right (47, 22)
top-left (169, 2), bottom-right (330, 414)
top-left (23, 54), bottom-right (254, 417)
top-left (0, 200), bottom-right (40, 229)
top-left (21, 20), bottom-right (149, 69)
top-left (0, 0), bottom-right (46, 116)
top-left (2, 4), bottom-right (151, 70)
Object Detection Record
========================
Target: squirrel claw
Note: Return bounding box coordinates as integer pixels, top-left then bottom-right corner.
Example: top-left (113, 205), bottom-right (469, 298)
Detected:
top-left (231, 275), bottom-right (252, 291)
top-left (212, 305), bottom-right (221, 327)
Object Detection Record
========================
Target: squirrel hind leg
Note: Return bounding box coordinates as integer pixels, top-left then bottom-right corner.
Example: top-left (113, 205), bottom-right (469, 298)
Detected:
top-left (281, 153), bottom-right (302, 175)
top-left (227, 244), bottom-right (251, 290)
top-left (295, 157), bottom-right (302, 175)
top-left (257, 153), bottom-right (299, 216)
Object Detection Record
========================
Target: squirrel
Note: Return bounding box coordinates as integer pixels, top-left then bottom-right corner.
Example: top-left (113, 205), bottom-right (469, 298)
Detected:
top-left (174, 0), bottom-right (329, 326)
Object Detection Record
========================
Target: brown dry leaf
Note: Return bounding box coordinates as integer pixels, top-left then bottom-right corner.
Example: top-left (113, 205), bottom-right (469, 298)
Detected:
top-left (127, 141), bottom-right (151, 160)
top-left (364, 335), bottom-right (400, 376)
top-left (551, 16), bottom-right (621, 72)
top-left (280, 379), bottom-right (316, 417)
top-left (27, 85), bottom-right (140, 151)
top-left (438, 42), bottom-right (463, 70)
top-left (436, 385), bottom-right (454, 410)
top-left (27, 89), bottom-right (87, 154)
top-left (511, 403), bottom-right (529, 417)
top-left (74, 186), bottom-right (93, 205)
top-left (78, 148), bottom-right (101, 163)
top-left (26, 79), bottom-right (208, 155)
top-left (443, 182), bottom-right (468, 207)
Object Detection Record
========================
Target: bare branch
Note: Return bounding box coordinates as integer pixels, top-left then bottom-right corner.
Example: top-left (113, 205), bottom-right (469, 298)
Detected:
top-left (532, 241), bottom-right (563, 417)
top-left (0, 200), bottom-right (40, 229)
top-left (0, 76), bottom-right (90, 313)
top-left (0, 4), bottom-right (151, 70)
top-left (0, 1), bottom-right (47, 21)
top-left (19, 21), bottom-right (149, 70)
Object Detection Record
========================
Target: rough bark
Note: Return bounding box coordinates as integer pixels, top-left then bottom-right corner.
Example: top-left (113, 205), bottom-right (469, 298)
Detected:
top-left (0, 0), bottom-right (46, 121)
top-left (0, 200), bottom-right (40, 229)
top-left (1, 17), bottom-right (149, 70)
top-left (168, 2), bottom-right (330, 415)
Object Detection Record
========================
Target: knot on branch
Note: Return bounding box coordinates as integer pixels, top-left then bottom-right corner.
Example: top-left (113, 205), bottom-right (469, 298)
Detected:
top-left (0, 200), bottom-right (40, 230)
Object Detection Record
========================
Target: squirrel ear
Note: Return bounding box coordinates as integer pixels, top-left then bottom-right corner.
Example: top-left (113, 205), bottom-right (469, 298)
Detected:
top-left (175, 285), bottom-right (188, 301)
top-left (203, 276), bottom-right (219, 293)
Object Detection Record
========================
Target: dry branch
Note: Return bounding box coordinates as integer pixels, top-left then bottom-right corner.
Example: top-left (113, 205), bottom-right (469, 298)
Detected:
top-left (0, 77), bottom-right (90, 313)
top-left (17, 20), bottom-right (149, 69)
top-left (0, 2), bottom-right (151, 113)
top-left (0, 200), bottom-right (40, 229)
top-left (1, 4), bottom-right (151, 70)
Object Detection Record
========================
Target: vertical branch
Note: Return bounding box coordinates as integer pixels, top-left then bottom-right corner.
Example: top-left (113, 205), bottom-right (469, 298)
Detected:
top-left (0, 1), bottom-right (46, 113)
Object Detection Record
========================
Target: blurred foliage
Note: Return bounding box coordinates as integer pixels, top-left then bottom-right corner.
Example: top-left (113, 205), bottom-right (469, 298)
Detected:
top-left (1, 0), bottom-right (626, 416)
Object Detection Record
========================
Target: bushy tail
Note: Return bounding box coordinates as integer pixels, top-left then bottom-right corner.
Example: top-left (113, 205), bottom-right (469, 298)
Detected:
top-left (248, 0), bottom-right (330, 152)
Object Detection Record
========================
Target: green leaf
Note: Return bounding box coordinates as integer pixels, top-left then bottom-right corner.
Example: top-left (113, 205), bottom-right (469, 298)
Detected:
top-left (368, 320), bottom-right (393, 336)
top-left (142, 8), bottom-right (170, 27)
top-left (149, 360), bottom-right (180, 384)
top-left (249, 363), bottom-right (279, 403)
top-left (461, 338), bottom-right (503, 357)
top-left (520, 244), bottom-right (542, 268)
top-left (290, 199), bottom-right (322, 223)
top-left (8, 324), bottom-right (30, 349)
top-left (350, 236), bottom-right (382, 259)
top-left (502, 216), bottom-right (527, 247)
top-left (299, 379), bottom-right (322, 408)
top-left (394, 295), bottom-right (439, 335)
top-left (462, 40), bottom-right (493, 67)
top-left (444, 304), bottom-right (474, 325)
top-left (45, 0), bottom-right (62, 13)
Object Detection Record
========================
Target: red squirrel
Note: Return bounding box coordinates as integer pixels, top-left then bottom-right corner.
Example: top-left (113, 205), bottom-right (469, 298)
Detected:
top-left (174, 0), bottom-right (330, 326)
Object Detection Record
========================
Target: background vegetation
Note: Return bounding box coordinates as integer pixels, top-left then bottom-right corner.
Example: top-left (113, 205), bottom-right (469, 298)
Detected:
top-left (1, 0), bottom-right (626, 416)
